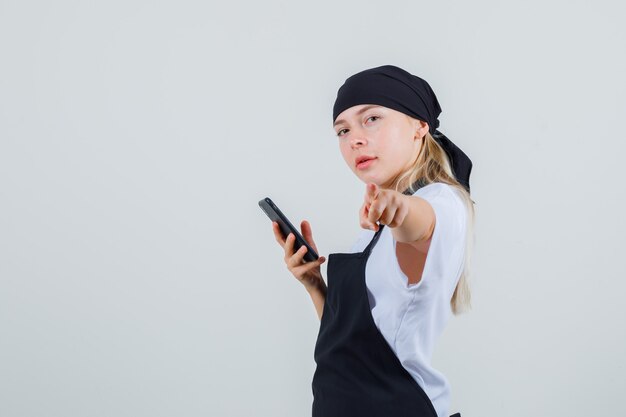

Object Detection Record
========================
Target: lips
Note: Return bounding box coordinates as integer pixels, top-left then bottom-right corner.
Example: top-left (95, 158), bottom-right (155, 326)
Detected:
top-left (355, 156), bottom-right (377, 169)
top-left (355, 155), bottom-right (376, 166)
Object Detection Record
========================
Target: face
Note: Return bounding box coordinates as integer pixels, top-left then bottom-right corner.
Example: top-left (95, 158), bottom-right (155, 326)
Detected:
top-left (332, 104), bottom-right (429, 190)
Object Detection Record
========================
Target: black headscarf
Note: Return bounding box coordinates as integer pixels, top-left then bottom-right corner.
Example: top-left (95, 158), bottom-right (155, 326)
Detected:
top-left (332, 64), bottom-right (473, 194)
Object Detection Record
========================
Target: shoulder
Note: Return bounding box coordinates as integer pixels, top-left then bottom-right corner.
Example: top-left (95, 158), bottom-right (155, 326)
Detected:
top-left (412, 182), bottom-right (466, 213)
top-left (412, 182), bottom-right (458, 197)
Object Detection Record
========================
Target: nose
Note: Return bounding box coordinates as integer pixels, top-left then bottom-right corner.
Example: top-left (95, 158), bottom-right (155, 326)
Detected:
top-left (349, 125), bottom-right (368, 148)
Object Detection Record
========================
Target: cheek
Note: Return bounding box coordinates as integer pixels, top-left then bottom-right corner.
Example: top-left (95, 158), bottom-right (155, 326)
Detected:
top-left (339, 144), bottom-right (351, 164)
top-left (380, 140), bottom-right (410, 167)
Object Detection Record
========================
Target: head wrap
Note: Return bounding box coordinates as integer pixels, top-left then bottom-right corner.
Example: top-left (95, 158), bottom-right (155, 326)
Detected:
top-left (332, 64), bottom-right (473, 194)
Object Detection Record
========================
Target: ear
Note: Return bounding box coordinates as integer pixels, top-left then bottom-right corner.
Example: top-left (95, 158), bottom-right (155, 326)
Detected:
top-left (414, 119), bottom-right (429, 141)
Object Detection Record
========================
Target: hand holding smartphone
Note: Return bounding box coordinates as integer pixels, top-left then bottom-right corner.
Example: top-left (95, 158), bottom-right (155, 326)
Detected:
top-left (259, 197), bottom-right (319, 263)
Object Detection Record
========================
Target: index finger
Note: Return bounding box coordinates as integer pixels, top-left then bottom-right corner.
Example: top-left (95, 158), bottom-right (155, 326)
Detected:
top-left (365, 183), bottom-right (379, 203)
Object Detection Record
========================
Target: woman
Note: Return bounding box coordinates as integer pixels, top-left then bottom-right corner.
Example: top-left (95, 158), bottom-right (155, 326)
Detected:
top-left (271, 64), bottom-right (475, 417)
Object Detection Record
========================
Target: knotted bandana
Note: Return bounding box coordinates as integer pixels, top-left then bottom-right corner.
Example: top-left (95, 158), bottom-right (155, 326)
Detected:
top-left (332, 65), bottom-right (473, 194)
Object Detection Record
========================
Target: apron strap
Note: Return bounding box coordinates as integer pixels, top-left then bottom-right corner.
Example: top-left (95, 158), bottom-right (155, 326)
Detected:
top-left (363, 223), bottom-right (385, 255)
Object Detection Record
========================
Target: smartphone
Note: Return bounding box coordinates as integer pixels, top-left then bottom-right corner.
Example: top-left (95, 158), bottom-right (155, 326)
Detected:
top-left (259, 197), bottom-right (319, 263)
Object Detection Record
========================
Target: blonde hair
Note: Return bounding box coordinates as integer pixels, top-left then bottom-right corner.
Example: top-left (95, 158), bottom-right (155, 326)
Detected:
top-left (389, 129), bottom-right (476, 315)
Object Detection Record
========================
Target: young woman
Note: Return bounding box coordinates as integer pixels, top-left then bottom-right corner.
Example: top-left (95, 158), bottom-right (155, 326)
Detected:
top-left (271, 65), bottom-right (475, 417)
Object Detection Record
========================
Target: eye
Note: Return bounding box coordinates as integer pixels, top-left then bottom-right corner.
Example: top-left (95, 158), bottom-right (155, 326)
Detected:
top-left (336, 116), bottom-right (380, 137)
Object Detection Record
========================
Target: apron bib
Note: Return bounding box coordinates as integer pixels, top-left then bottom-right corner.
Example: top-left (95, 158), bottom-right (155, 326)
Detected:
top-left (311, 224), bottom-right (461, 417)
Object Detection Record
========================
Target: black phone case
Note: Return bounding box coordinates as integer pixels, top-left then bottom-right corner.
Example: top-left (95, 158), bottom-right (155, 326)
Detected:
top-left (259, 197), bottom-right (319, 263)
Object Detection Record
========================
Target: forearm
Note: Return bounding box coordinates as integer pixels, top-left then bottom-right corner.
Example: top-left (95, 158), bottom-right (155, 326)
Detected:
top-left (306, 279), bottom-right (327, 321)
top-left (391, 194), bottom-right (435, 244)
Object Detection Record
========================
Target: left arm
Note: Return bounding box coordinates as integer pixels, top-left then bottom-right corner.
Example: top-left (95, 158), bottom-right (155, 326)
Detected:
top-left (361, 183), bottom-right (436, 248)
top-left (390, 194), bottom-right (436, 247)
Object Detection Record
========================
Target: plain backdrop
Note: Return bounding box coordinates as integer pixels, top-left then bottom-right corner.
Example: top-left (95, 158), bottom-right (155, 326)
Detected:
top-left (1, 1), bottom-right (625, 416)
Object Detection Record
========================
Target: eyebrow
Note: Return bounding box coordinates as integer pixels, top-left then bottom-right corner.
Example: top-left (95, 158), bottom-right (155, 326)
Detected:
top-left (333, 105), bottom-right (383, 127)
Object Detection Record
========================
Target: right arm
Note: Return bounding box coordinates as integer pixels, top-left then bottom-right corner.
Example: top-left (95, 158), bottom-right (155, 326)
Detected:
top-left (306, 279), bottom-right (327, 321)
top-left (271, 221), bottom-right (327, 320)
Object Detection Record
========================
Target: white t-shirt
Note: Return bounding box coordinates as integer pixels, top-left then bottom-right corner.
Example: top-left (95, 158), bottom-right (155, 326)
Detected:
top-left (349, 182), bottom-right (467, 417)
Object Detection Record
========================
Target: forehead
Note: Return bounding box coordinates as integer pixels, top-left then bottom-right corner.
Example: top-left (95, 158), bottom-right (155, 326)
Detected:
top-left (333, 104), bottom-right (387, 127)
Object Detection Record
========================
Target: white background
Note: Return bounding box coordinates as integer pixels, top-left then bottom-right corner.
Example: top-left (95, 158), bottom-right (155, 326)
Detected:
top-left (1, 1), bottom-right (625, 416)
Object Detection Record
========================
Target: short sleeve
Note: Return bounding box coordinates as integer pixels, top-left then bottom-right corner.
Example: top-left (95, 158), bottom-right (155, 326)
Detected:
top-left (410, 183), bottom-right (468, 290)
top-left (419, 185), bottom-right (467, 248)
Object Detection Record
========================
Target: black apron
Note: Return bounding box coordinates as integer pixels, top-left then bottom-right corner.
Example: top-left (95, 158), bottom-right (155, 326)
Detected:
top-left (311, 223), bottom-right (461, 417)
